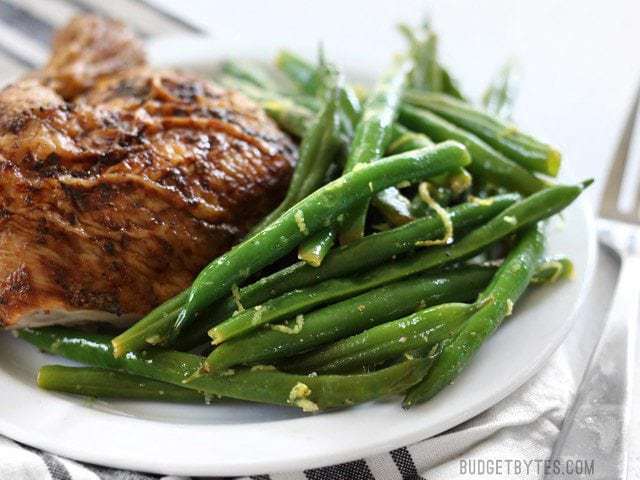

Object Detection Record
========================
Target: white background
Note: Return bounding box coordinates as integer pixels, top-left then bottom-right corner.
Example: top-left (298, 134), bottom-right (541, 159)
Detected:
top-left (158, 0), bottom-right (639, 472)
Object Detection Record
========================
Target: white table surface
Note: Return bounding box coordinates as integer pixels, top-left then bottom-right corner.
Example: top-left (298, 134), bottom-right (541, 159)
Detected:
top-left (152, 0), bottom-right (639, 473)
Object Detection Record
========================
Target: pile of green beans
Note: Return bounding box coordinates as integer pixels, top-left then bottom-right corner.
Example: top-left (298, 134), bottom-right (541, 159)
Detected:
top-left (17, 23), bottom-right (592, 413)
top-left (403, 91), bottom-right (561, 177)
top-left (204, 267), bottom-right (495, 373)
top-left (176, 193), bottom-right (520, 350)
top-left (404, 224), bottom-right (545, 406)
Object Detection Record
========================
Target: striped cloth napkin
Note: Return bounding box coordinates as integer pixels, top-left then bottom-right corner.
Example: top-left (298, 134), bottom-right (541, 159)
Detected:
top-left (0, 1), bottom-right (587, 479)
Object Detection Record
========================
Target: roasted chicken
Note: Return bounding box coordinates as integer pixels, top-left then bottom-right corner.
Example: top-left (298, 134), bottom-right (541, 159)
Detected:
top-left (0, 16), bottom-right (296, 328)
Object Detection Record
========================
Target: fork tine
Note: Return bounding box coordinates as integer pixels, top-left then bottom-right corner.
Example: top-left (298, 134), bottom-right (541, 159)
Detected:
top-left (599, 81), bottom-right (640, 221)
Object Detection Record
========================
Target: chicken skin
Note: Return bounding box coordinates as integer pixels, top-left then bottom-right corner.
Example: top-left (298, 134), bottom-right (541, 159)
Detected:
top-left (0, 16), bottom-right (295, 328)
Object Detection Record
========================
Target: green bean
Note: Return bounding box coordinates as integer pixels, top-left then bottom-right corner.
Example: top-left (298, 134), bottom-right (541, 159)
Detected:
top-left (263, 95), bottom-right (466, 225)
top-left (398, 23), bottom-right (442, 92)
top-left (403, 224), bottom-right (546, 407)
top-left (220, 60), bottom-right (283, 92)
top-left (397, 23), bottom-right (465, 100)
top-left (275, 50), bottom-right (323, 95)
top-left (204, 266), bottom-right (495, 372)
top-left (274, 51), bottom-right (361, 127)
top-left (286, 65), bottom-right (360, 259)
top-left (336, 83), bottom-right (362, 129)
top-left (174, 194), bottom-right (520, 350)
top-left (38, 366), bottom-right (208, 403)
top-left (20, 328), bottom-right (428, 411)
top-left (217, 73), bottom-right (323, 113)
top-left (531, 255), bottom-right (574, 284)
top-left (215, 73), bottom-right (324, 136)
top-left (388, 123), bottom-right (433, 153)
top-left (404, 91), bottom-right (560, 177)
top-left (113, 142), bottom-right (470, 356)
top-left (292, 302), bottom-right (480, 374)
top-left (295, 71), bottom-right (360, 261)
top-left (388, 123), bottom-right (471, 195)
top-left (179, 143), bottom-right (468, 328)
top-left (258, 88), bottom-right (470, 199)
top-left (298, 229), bottom-right (336, 267)
top-left (441, 68), bottom-right (465, 100)
top-left (339, 59), bottom-right (412, 244)
top-left (251, 86), bottom-right (343, 234)
top-left (399, 105), bottom-right (548, 195)
top-left (482, 61), bottom-right (519, 120)
top-left (263, 99), bottom-right (314, 138)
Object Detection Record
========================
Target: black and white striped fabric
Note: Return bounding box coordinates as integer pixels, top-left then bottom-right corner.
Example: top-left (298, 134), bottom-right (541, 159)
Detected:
top-left (0, 2), bottom-right (576, 479)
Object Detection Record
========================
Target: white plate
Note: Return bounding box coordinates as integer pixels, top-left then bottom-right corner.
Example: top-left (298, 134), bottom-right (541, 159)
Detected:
top-left (0, 37), bottom-right (597, 477)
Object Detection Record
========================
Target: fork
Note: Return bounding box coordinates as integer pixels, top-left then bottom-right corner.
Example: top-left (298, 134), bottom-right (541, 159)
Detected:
top-left (547, 84), bottom-right (640, 479)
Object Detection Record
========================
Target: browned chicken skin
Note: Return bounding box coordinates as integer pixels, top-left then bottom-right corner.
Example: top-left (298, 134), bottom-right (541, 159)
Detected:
top-left (0, 16), bottom-right (296, 328)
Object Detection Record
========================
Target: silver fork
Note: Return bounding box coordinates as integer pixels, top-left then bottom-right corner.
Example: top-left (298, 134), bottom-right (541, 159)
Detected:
top-left (548, 84), bottom-right (640, 480)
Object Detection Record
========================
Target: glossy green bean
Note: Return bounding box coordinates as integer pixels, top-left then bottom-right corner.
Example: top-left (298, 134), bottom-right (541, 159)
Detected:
top-left (388, 123), bottom-right (433, 153)
top-left (298, 229), bottom-right (336, 267)
top-left (403, 224), bottom-right (546, 407)
top-left (296, 71), bottom-right (361, 261)
top-left (217, 74), bottom-right (322, 113)
top-left (263, 99), bottom-right (313, 137)
top-left (251, 86), bottom-right (343, 234)
top-left (531, 255), bottom-right (574, 284)
top-left (220, 60), bottom-right (283, 92)
top-left (174, 194), bottom-right (520, 350)
top-left (204, 266), bottom-right (495, 372)
top-left (404, 91), bottom-right (560, 176)
top-left (482, 61), bottom-right (519, 120)
top-left (38, 366), bottom-right (208, 403)
top-left (20, 328), bottom-right (428, 411)
top-left (275, 50), bottom-right (322, 95)
top-left (398, 23), bottom-right (442, 92)
top-left (274, 51), bottom-right (361, 127)
top-left (292, 302), bottom-right (480, 374)
top-left (388, 123), bottom-right (470, 195)
top-left (113, 142), bottom-right (471, 356)
top-left (339, 59), bottom-right (412, 244)
top-left (441, 68), bottom-right (465, 100)
top-left (399, 105), bottom-right (548, 195)
top-left (398, 23), bottom-right (465, 100)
